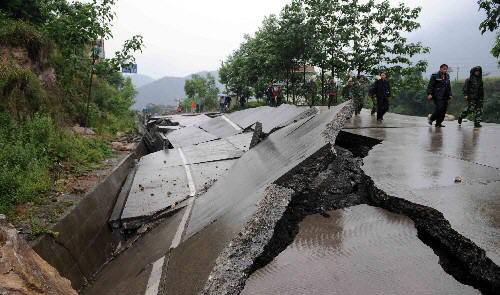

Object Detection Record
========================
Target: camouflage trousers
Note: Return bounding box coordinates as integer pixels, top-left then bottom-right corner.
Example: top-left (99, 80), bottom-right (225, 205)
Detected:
top-left (370, 96), bottom-right (377, 115)
top-left (460, 99), bottom-right (483, 124)
top-left (353, 96), bottom-right (364, 114)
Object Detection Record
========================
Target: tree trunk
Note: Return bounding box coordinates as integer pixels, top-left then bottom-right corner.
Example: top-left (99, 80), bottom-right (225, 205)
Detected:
top-left (321, 67), bottom-right (325, 105)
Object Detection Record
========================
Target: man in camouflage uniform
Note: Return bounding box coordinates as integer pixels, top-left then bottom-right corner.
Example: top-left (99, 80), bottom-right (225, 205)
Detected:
top-left (458, 66), bottom-right (484, 128)
top-left (352, 75), bottom-right (365, 115)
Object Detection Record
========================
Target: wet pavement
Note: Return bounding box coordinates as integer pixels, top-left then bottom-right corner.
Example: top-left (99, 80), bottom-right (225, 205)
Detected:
top-left (345, 109), bottom-right (500, 265)
top-left (242, 205), bottom-right (480, 295)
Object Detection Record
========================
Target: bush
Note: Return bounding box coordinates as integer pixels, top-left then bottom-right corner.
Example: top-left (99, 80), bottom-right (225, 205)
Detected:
top-left (0, 112), bottom-right (112, 214)
top-left (0, 63), bottom-right (45, 120)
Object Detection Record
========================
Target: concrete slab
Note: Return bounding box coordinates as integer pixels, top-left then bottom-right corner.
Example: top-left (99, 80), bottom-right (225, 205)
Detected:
top-left (165, 114), bottom-right (212, 127)
top-left (166, 126), bottom-right (219, 148)
top-left (181, 139), bottom-right (244, 164)
top-left (224, 133), bottom-right (253, 152)
top-left (190, 160), bottom-right (235, 191)
top-left (198, 116), bottom-right (241, 138)
top-left (344, 110), bottom-right (500, 267)
top-left (242, 205), bottom-right (479, 295)
top-left (121, 165), bottom-right (189, 221)
top-left (228, 104), bottom-right (311, 134)
top-left (158, 102), bottom-right (353, 295)
top-left (226, 106), bottom-right (273, 129)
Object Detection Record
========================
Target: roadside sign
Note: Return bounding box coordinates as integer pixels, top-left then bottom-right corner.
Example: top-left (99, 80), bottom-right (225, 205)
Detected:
top-left (122, 64), bottom-right (138, 74)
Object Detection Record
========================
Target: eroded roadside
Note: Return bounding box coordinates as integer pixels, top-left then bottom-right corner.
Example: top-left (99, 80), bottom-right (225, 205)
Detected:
top-left (202, 132), bottom-right (500, 295)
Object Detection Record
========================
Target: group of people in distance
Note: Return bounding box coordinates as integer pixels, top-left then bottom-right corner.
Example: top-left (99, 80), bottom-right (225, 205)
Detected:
top-left (342, 72), bottom-right (391, 122)
top-left (344, 64), bottom-right (485, 128)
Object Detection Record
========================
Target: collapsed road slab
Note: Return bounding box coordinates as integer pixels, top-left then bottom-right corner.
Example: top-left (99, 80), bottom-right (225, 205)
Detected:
top-left (227, 104), bottom-right (314, 134)
top-left (166, 126), bottom-right (219, 148)
top-left (158, 102), bottom-right (353, 295)
top-left (198, 115), bottom-right (243, 138)
top-left (120, 139), bottom-right (245, 224)
top-left (224, 133), bottom-right (253, 152)
top-left (164, 114), bottom-right (212, 127)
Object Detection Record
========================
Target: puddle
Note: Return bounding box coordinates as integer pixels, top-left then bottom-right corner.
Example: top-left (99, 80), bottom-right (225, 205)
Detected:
top-left (242, 204), bottom-right (479, 295)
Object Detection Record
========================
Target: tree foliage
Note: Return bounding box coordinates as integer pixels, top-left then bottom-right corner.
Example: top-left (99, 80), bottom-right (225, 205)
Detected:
top-left (219, 0), bottom-right (428, 104)
top-left (184, 74), bottom-right (219, 110)
top-left (478, 0), bottom-right (500, 61)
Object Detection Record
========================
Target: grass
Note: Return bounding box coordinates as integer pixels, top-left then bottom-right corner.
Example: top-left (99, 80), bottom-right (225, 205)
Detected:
top-left (0, 112), bottom-right (112, 215)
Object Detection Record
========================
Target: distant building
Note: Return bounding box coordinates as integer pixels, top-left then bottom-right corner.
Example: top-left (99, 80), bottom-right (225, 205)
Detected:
top-left (293, 65), bottom-right (317, 80)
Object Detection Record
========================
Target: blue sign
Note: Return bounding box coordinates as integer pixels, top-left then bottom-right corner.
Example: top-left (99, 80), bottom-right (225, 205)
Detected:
top-left (121, 64), bottom-right (138, 74)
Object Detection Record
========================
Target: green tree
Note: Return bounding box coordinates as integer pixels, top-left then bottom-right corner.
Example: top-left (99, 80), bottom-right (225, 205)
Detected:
top-left (184, 74), bottom-right (219, 110)
top-left (478, 0), bottom-right (500, 62)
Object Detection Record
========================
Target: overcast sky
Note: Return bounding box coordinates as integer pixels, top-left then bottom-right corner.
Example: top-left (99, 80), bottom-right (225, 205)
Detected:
top-left (106, 0), bottom-right (499, 79)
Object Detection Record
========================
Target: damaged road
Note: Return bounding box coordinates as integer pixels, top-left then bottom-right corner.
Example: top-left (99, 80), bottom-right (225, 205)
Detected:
top-left (83, 106), bottom-right (499, 295)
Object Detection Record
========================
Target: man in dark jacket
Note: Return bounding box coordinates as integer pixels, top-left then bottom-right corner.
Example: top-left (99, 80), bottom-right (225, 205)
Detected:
top-left (427, 64), bottom-right (453, 127)
top-left (458, 66), bottom-right (484, 128)
top-left (373, 72), bottom-right (391, 122)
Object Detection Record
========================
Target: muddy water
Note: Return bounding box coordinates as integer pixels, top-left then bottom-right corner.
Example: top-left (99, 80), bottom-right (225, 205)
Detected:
top-left (242, 205), bottom-right (479, 295)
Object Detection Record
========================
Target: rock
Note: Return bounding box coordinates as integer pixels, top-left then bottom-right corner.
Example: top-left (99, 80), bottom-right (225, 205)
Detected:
top-left (111, 142), bottom-right (136, 151)
top-left (72, 125), bottom-right (96, 136)
top-left (445, 114), bottom-right (455, 121)
top-left (454, 176), bottom-right (463, 183)
top-left (0, 220), bottom-right (78, 295)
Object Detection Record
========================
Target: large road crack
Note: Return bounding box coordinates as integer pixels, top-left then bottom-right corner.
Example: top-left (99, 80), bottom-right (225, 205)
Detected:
top-left (202, 133), bottom-right (500, 295)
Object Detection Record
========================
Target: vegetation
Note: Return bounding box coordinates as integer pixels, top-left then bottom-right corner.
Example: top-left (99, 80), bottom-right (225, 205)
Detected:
top-left (219, 0), bottom-right (428, 104)
top-left (0, 0), bottom-right (143, 217)
top-left (182, 73), bottom-right (219, 111)
top-left (478, 0), bottom-right (500, 63)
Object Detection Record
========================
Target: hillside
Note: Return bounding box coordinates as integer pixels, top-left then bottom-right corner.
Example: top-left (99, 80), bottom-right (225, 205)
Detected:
top-left (128, 74), bottom-right (155, 89)
top-left (133, 71), bottom-right (221, 109)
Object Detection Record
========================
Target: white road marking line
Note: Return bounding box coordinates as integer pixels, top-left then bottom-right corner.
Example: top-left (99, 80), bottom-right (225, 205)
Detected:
top-left (221, 115), bottom-right (243, 131)
top-left (144, 256), bottom-right (165, 295)
top-left (178, 148), bottom-right (196, 197)
top-left (170, 197), bottom-right (195, 249)
top-left (143, 148), bottom-right (198, 295)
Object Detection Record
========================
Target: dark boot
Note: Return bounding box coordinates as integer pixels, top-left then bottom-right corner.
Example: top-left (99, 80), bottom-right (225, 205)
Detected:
top-left (458, 116), bottom-right (462, 125)
top-left (474, 123), bottom-right (482, 128)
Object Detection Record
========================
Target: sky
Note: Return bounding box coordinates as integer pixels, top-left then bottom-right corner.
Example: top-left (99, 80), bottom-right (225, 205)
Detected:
top-left (106, 0), bottom-right (499, 79)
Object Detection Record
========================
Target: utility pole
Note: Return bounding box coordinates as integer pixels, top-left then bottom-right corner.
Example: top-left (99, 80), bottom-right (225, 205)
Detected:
top-left (456, 67), bottom-right (460, 82)
top-left (84, 44), bottom-right (99, 127)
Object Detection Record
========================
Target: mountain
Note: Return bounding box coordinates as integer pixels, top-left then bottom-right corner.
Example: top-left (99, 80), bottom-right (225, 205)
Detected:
top-left (126, 74), bottom-right (155, 89)
top-left (133, 70), bottom-right (221, 110)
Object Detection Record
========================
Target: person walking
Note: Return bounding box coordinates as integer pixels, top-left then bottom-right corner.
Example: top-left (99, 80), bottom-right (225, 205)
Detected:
top-left (373, 72), bottom-right (391, 122)
top-left (458, 66), bottom-right (484, 128)
top-left (342, 77), bottom-right (353, 103)
top-left (352, 75), bottom-right (365, 115)
top-left (265, 85), bottom-right (273, 107)
top-left (368, 75), bottom-right (381, 116)
top-left (427, 64), bottom-right (453, 127)
top-left (327, 78), bottom-right (337, 108)
top-left (219, 95), bottom-right (226, 113)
